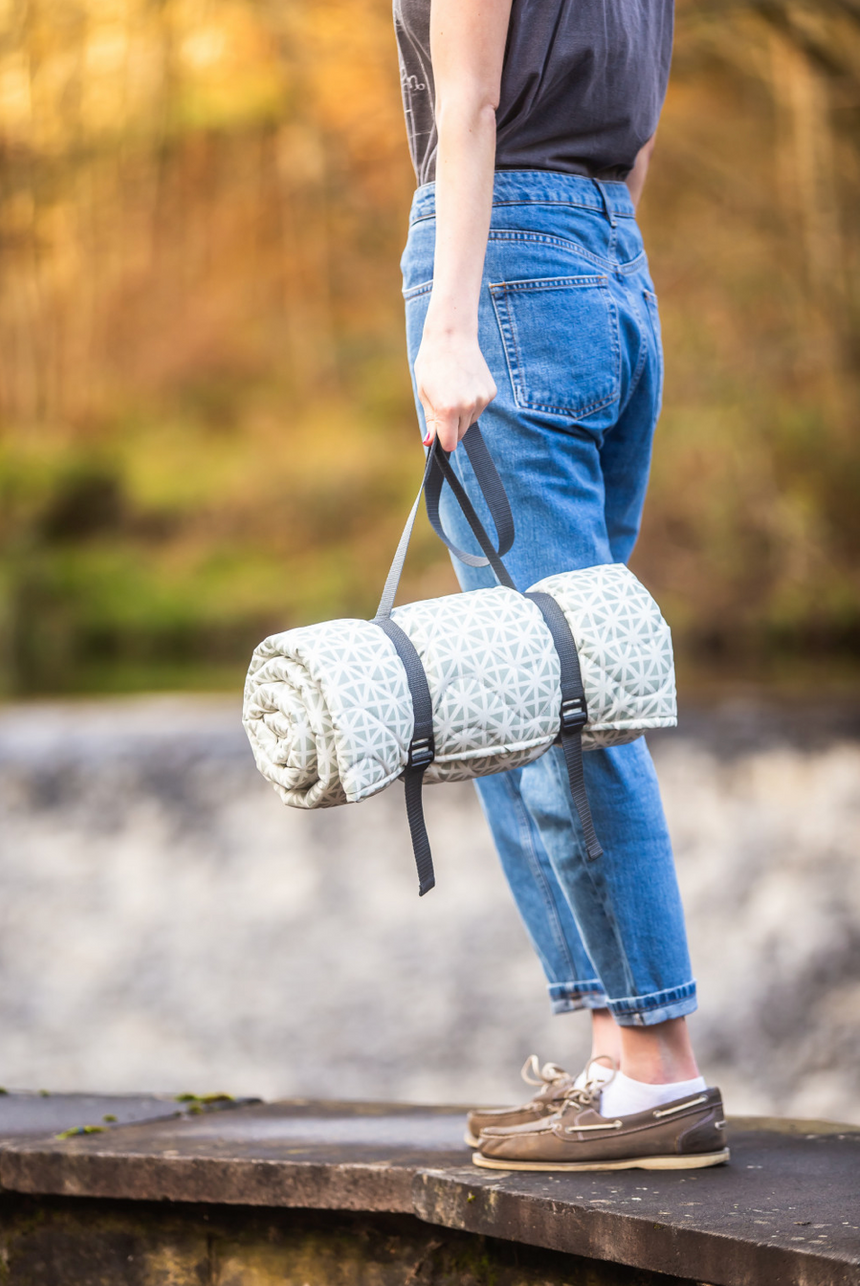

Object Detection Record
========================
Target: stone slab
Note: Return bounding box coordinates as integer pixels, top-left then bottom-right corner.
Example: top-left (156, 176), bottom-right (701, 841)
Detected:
top-left (0, 1091), bottom-right (255, 1143)
top-left (1, 1099), bottom-right (858, 1286)
top-left (415, 1118), bottom-right (860, 1286)
top-left (0, 1099), bottom-right (469, 1213)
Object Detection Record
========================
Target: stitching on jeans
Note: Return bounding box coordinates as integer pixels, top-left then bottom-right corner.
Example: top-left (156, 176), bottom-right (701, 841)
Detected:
top-left (607, 996), bottom-right (698, 1023)
top-left (626, 289), bottom-right (662, 411)
top-left (500, 771), bottom-right (582, 984)
top-left (410, 206), bottom-right (637, 235)
top-left (497, 768), bottom-right (580, 984)
top-left (487, 230), bottom-right (646, 276)
top-left (488, 291), bottom-right (521, 409)
top-left (409, 200), bottom-right (629, 226)
top-left (619, 299), bottom-right (650, 416)
top-left (553, 982), bottom-right (605, 995)
top-left (609, 981), bottom-right (698, 1013)
top-left (487, 198), bottom-right (636, 219)
top-left (642, 291), bottom-right (664, 411)
top-left (489, 289), bottom-right (526, 410)
top-left (489, 274), bottom-right (609, 291)
top-left (545, 746), bottom-right (639, 1000)
top-left (549, 990), bottom-right (608, 1014)
top-left (403, 225), bottom-right (646, 278)
top-left (551, 982), bottom-right (606, 1002)
top-left (402, 280), bottom-right (433, 301)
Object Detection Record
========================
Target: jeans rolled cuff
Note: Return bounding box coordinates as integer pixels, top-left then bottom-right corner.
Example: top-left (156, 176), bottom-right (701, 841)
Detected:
top-left (547, 981), bottom-right (609, 1016)
top-left (606, 981), bottom-right (698, 1027)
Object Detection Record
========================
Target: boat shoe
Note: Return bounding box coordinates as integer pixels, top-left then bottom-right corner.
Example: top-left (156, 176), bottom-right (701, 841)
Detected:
top-left (472, 1079), bottom-right (730, 1172)
top-left (464, 1054), bottom-right (612, 1148)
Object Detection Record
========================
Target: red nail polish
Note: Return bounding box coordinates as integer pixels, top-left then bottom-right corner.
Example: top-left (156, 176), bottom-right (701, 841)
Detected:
top-left (422, 431), bottom-right (433, 446)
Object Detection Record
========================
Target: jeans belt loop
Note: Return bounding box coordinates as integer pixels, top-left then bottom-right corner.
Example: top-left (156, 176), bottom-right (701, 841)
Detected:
top-left (593, 178), bottom-right (617, 230)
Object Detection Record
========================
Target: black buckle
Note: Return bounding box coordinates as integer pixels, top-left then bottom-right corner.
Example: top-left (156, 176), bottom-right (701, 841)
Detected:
top-left (560, 696), bottom-right (587, 732)
top-left (408, 736), bottom-right (435, 770)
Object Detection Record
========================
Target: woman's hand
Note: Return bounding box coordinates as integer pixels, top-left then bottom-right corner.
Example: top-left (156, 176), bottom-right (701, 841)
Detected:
top-left (414, 326), bottom-right (497, 453)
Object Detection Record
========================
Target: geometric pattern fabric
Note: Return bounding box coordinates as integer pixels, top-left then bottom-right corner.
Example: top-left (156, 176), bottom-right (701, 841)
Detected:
top-left (530, 564), bottom-right (677, 749)
top-left (242, 564), bottom-right (676, 812)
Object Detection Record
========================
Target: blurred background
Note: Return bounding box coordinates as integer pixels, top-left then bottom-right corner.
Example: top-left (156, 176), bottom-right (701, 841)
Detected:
top-left (0, 0), bottom-right (858, 1122)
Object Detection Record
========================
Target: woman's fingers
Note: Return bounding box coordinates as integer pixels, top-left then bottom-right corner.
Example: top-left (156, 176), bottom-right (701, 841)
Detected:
top-left (420, 402), bottom-right (483, 448)
top-left (430, 404), bottom-right (464, 453)
top-left (423, 405), bottom-right (483, 451)
top-left (421, 411), bottom-right (436, 447)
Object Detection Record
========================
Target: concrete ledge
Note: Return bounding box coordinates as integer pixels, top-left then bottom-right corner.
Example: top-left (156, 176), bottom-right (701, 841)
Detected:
top-left (0, 1096), bottom-right (858, 1285)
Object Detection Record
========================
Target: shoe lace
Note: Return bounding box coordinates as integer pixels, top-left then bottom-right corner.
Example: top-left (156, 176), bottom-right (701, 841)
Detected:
top-left (520, 1054), bottom-right (571, 1089)
top-left (558, 1055), bottom-right (618, 1112)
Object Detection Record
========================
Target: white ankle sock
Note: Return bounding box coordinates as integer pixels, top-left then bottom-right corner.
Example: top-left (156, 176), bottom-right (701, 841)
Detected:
top-left (599, 1071), bottom-right (707, 1120)
top-left (573, 1060), bottom-right (615, 1091)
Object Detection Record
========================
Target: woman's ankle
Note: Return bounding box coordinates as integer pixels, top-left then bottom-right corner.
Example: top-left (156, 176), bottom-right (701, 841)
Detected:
top-left (588, 1007), bottom-right (622, 1066)
top-left (618, 1016), bottom-right (700, 1084)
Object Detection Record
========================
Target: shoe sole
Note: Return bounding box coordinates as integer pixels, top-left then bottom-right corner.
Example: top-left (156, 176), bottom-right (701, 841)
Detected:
top-left (464, 1131), bottom-right (481, 1148)
top-left (472, 1147), bottom-right (730, 1172)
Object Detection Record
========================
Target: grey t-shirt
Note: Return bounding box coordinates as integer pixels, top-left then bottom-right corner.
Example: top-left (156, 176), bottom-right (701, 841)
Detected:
top-left (393, 0), bottom-right (674, 187)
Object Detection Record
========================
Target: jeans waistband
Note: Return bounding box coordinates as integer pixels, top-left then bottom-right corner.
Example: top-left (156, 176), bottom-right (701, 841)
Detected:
top-left (409, 169), bottom-right (636, 225)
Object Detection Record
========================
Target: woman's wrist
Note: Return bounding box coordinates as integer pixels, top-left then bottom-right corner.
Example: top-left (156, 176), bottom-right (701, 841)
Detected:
top-left (421, 318), bottom-right (480, 344)
top-left (423, 298), bottom-right (479, 341)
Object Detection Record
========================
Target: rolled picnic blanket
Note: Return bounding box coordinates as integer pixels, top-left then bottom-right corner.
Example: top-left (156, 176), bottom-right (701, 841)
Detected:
top-left (243, 425), bottom-right (677, 893)
top-left (243, 562), bottom-right (677, 810)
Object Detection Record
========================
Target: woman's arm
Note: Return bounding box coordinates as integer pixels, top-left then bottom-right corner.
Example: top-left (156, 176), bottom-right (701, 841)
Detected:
top-left (414, 0), bottom-right (513, 453)
top-left (626, 134), bottom-right (657, 210)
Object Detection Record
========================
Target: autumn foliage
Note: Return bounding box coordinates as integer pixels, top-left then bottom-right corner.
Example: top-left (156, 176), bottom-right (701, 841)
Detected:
top-left (0, 0), bottom-right (858, 694)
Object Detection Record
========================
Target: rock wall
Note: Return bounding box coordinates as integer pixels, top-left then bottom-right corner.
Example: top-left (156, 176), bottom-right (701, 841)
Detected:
top-left (0, 1197), bottom-right (694, 1286)
top-left (0, 696), bottom-right (858, 1123)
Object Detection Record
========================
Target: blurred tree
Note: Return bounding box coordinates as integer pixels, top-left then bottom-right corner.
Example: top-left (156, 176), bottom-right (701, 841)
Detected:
top-left (636, 0), bottom-right (860, 677)
top-left (0, 0), bottom-right (857, 694)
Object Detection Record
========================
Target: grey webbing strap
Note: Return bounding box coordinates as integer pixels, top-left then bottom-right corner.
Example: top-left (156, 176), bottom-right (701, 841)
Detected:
top-left (423, 428), bottom-right (514, 571)
top-left (424, 449), bottom-right (516, 589)
top-left (460, 427), bottom-right (514, 553)
top-left (372, 615), bottom-right (436, 895)
top-left (375, 424), bottom-right (514, 620)
top-left (526, 591), bottom-right (604, 861)
top-left (375, 445), bottom-right (438, 622)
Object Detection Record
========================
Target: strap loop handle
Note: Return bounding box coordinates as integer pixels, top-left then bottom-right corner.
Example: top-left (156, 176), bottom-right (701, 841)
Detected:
top-left (375, 422), bottom-right (516, 620)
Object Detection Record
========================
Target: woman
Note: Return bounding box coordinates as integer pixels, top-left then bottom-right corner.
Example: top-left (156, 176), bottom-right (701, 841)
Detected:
top-left (394, 0), bottom-right (729, 1170)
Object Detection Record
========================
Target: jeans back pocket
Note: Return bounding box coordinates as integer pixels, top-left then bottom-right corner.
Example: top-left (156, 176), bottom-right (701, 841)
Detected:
top-left (489, 275), bottom-right (621, 420)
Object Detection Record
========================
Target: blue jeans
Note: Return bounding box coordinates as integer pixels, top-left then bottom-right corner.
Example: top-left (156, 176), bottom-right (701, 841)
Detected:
top-left (400, 170), bottom-right (696, 1028)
